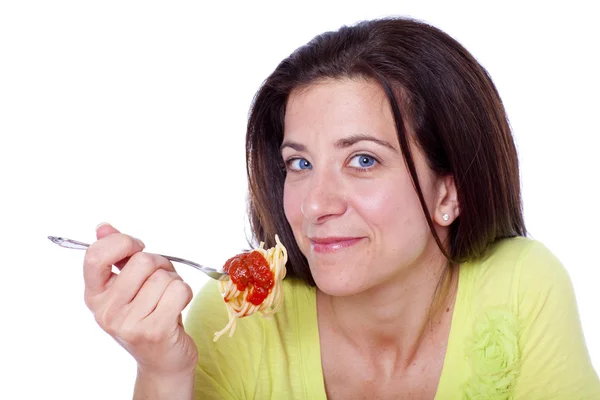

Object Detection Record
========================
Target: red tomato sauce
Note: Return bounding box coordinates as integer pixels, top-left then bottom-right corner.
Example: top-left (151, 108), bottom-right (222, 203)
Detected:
top-left (223, 251), bottom-right (274, 306)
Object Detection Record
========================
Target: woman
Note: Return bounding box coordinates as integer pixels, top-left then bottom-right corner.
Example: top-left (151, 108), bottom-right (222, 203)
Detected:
top-left (84, 18), bottom-right (600, 399)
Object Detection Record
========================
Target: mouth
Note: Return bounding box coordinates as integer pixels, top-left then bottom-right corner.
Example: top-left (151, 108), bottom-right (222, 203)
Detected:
top-left (309, 236), bottom-right (365, 253)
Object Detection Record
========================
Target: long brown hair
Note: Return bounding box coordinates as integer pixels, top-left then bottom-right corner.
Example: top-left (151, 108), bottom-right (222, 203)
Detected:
top-left (246, 17), bottom-right (526, 285)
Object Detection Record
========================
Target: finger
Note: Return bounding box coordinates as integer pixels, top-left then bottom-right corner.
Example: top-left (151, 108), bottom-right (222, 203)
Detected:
top-left (107, 252), bottom-right (176, 306)
top-left (146, 279), bottom-right (193, 325)
top-left (84, 231), bottom-right (145, 297)
top-left (126, 269), bottom-right (182, 320)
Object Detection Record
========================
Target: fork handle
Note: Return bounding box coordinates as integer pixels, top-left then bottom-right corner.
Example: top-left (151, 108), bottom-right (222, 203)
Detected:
top-left (48, 236), bottom-right (226, 280)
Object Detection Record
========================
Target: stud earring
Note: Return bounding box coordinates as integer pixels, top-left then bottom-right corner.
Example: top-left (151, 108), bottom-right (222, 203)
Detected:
top-left (442, 213), bottom-right (450, 221)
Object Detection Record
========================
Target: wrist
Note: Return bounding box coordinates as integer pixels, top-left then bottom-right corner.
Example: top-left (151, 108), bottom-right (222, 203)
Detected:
top-left (135, 366), bottom-right (195, 400)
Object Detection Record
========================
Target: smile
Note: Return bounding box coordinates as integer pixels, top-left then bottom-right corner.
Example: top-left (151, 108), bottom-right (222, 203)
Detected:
top-left (309, 237), bottom-right (365, 253)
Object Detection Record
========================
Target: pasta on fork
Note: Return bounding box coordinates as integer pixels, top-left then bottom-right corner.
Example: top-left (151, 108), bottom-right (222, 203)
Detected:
top-left (214, 235), bottom-right (287, 341)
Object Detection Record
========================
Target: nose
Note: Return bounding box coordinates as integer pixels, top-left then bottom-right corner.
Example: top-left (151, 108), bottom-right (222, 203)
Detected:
top-left (301, 168), bottom-right (347, 224)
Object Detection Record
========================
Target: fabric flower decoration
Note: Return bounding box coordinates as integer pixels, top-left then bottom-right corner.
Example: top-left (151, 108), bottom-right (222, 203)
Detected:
top-left (463, 307), bottom-right (520, 399)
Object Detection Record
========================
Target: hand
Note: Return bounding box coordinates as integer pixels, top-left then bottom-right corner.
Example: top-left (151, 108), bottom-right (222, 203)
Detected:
top-left (83, 223), bottom-right (199, 377)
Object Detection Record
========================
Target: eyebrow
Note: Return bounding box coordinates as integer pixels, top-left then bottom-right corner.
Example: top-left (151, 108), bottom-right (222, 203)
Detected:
top-left (280, 133), bottom-right (397, 152)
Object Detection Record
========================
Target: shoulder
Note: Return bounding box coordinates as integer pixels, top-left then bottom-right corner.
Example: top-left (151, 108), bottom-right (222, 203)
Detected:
top-left (449, 237), bottom-right (600, 398)
top-left (468, 236), bottom-right (561, 274)
top-left (491, 236), bottom-right (565, 275)
top-left (458, 236), bottom-right (577, 348)
top-left (462, 236), bottom-right (570, 301)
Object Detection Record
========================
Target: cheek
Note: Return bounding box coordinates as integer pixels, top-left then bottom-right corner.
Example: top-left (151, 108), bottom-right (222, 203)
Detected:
top-left (283, 182), bottom-right (303, 229)
top-left (352, 178), bottom-right (427, 237)
top-left (353, 179), bottom-right (410, 219)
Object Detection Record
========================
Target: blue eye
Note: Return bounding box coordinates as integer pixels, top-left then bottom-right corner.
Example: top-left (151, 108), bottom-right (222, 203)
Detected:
top-left (349, 154), bottom-right (377, 169)
top-left (287, 158), bottom-right (312, 171)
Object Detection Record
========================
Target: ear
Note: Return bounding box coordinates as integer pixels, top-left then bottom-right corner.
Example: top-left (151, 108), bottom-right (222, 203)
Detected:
top-left (433, 175), bottom-right (460, 226)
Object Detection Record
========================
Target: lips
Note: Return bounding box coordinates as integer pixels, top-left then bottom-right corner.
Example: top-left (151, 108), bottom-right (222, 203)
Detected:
top-left (309, 236), bottom-right (365, 253)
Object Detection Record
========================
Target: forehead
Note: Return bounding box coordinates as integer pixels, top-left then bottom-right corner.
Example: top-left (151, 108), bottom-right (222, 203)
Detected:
top-left (283, 78), bottom-right (397, 143)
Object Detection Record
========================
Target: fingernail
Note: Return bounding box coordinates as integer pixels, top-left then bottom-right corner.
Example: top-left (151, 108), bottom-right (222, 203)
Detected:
top-left (134, 237), bottom-right (145, 248)
top-left (95, 222), bottom-right (110, 231)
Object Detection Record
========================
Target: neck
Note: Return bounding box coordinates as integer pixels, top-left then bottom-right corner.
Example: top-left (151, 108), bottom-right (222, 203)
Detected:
top-left (317, 247), bottom-right (458, 370)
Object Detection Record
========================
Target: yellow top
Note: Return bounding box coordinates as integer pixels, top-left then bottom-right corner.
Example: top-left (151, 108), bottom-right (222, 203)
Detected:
top-left (185, 237), bottom-right (600, 399)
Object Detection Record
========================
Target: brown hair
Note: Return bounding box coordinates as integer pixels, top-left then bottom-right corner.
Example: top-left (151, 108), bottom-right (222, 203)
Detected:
top-left (246, 17), bottom-right (526, 285)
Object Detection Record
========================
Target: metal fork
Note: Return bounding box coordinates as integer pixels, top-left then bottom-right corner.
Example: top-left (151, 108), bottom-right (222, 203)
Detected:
top-left (48, 236), bottom-right (227, 280)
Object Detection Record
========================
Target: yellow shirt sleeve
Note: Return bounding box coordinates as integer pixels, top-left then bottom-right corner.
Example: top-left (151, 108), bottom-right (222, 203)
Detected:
top-left (513, 241), bottom-right (600, 398)
top-left (184, 280), bottom-right (264, 400)
top-left (184, 278), bottom-right (326, 400)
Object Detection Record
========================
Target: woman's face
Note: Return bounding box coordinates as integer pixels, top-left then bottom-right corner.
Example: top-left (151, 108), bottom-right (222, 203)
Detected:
top-left (282, 78), bottom-right (449, 296)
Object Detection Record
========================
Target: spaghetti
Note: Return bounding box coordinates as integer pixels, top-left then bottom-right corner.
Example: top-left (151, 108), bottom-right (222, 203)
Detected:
top-left (214, 235), bottom-right (287, 341)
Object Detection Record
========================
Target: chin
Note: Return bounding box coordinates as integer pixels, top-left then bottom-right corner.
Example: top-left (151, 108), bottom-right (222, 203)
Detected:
top-left (310, 265), bottom-right (369, 297)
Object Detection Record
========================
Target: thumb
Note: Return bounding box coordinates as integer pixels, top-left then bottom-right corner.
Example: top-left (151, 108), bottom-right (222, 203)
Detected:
top-left (94, 222), bottom-right (140, 271)
top-left (95, 222), bottom-right (120, 240)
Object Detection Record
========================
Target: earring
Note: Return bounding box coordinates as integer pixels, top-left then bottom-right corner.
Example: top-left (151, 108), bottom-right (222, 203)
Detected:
top-left (442, 213), bottom-right (450, 221)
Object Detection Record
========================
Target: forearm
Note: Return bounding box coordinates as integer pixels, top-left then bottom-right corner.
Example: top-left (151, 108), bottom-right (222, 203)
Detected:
top-left (133, 368), bottom-right (195, 400)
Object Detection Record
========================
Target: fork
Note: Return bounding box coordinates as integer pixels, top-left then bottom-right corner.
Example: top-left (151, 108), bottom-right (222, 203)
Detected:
top-left (48, 236), bottom-right (227, 280)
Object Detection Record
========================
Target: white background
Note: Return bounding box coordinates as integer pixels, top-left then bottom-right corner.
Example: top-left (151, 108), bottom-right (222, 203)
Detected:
top-left (1, 1), bottom-right (598, 398)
